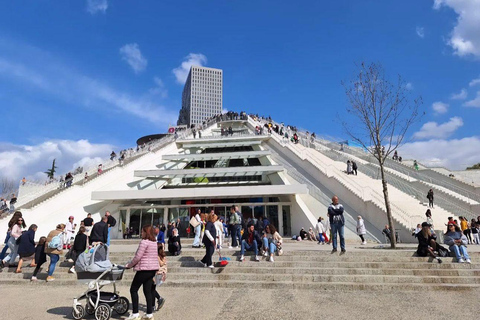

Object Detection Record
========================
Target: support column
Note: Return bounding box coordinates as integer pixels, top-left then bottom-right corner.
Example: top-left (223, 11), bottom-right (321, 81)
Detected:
top-left (278, 205), bottom-right (284, 236)
top-left (164, 207), bottom-right (169, 224)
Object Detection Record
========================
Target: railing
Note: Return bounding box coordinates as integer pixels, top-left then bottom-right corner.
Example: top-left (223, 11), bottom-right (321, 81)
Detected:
top-left (268, 147), bottom-right (381, 243)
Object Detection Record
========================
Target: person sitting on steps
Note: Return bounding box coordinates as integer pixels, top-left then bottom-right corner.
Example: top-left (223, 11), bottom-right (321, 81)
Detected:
top-left (416, 222), bottom-right (442, 264)
top-left (239, 223), bottom-right (261, 262)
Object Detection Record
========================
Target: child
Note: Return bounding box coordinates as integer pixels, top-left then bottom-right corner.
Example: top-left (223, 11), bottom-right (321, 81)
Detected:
top-left (153, 245), bottom-right (167, 310)
top-left (31, 236), bottom-right (47, 281)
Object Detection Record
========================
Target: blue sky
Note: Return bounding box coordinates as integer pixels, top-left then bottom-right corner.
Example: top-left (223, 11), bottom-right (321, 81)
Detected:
top-left (0, 0), bottom-right (480, 181)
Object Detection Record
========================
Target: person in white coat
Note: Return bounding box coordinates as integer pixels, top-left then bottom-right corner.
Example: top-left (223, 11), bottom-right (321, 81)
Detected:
top-left (324, 214), bottom-right (331, 244)
top-left (356, 215), bottom-right (367, 245)
top-left (315, 217), bottom-right (326, 244)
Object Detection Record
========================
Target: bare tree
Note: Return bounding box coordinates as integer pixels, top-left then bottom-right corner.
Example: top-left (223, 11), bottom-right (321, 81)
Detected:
top-left (0, 177), bottom-right (17, 199)
top-left (342, 62), bottom-right (422, 249)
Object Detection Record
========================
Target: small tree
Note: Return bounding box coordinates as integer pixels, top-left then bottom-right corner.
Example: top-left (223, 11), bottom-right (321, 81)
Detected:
top-left (342, 62), bottom-right (422, 249)
top-left (45, 159), bottom-right (58, 180)
top-left (0, 177), bottom-right (17, 198)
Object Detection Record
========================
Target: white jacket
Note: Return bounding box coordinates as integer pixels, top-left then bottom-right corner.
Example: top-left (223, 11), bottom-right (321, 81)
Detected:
top-left (356, 219), bottom-right (366, 235)
top-left (316, 222), bottom-right (326, 234)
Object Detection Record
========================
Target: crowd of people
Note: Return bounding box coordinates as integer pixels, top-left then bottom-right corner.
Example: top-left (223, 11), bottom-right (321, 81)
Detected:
top-left (0, 193), bottom-right (17, 215)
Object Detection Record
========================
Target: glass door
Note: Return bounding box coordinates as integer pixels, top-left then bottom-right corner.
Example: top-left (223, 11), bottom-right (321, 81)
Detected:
top-left (266, 205), bottom-right (279, 231)
top-left (282, 205), bottom-right (291, 236)
top-left (129, 209), bottom-right (141, 237)
top-left (153, 208), bottom-right (164, 227)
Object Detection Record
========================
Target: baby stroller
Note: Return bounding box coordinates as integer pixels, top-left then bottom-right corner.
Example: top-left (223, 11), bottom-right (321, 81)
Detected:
top-left (71, 244), bottom-right (129, 320)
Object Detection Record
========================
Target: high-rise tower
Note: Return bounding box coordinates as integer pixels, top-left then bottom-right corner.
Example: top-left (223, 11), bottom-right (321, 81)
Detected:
top-left (177, 66), bottom-right (223, 126)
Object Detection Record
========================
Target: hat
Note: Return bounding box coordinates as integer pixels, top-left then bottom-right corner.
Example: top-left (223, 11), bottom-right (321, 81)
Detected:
top-left (421, 222), bottom-right (431, 227)
top-left (69, 216), bottom-right (74, 220)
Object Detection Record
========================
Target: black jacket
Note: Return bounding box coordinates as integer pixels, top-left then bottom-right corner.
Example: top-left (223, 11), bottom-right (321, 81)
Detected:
top-left (73, 233), bottom-right (88, 253)
top-left (35, 243), bottom-right (47, 265)
top-left (18, 229), bottom-right (35, 255)
top-left (107, 215), bottom-right (116, 227)
top-left (202, 221), bottom-right (217, 244)
top-left (89, 220), bottom-right (108, 244)
top-left (241, 229), bottom-right (262, 245)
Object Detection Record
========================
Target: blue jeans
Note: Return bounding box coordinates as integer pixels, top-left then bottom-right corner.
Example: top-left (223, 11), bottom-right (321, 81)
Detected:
top-left (449, 245), bottom-right (470, 261)
top-left (241, 239), bottom-right (258, 256)
top-left (3, 236), bottom-right (18, 264)
top-left (107, 227), bottom-right (112, 246)
top-left (317, 233), bottom-right (325, 243)
top-left (193, 224), bottom-right (201, 246)
top-left (0, 232), bottom-right (11, 260)
top-left (262, 237), bottom-right (277, 254)
top-left (47, 253), bottom-right (59, 276)
top-left (331, 223), bottom-right (345, 250)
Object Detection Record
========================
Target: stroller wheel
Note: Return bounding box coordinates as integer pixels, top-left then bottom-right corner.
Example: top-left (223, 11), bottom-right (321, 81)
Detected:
top-left (85, 302), bottom-right (95, 315)
top-left (114, 296), bottom-right (129, 315)
top-left (94, 303), bottom-right (111, 320)
top-left (72, 305), bottom-right (85, 320)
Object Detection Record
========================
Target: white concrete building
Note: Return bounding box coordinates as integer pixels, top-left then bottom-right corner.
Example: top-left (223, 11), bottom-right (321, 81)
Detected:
top-left (177, 66), bottom-right (223, 127)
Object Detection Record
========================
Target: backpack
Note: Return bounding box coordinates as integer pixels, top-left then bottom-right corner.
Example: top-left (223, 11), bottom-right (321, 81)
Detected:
top-left (48, 232), bottom-right (63, 250)
top-left (437, 245), bottom-right (450, 257)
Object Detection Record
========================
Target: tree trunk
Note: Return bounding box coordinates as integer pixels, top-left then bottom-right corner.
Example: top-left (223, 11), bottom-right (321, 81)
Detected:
top-left (379, 163), bottom-right (397, 249)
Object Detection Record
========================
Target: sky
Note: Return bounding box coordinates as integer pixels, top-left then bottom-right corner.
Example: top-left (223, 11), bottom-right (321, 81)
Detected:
top-left (0, 0), bottom-right (480, 183)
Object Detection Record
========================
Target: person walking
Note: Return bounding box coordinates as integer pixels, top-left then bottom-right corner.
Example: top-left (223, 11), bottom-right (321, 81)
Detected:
top-left (125, 225), bottom-right (159, 320)
top-left (0, 213), bottom-right (26, 268)
top-left (45, 224), bottom-right (65, 282)
top-left (356, 216), bottom-right (367, 245)
top-left (328, 196), bottom-right (346, 254)
top-left (200, 213), bottom-right (217, 268)
top-left (30, 236), bottom-right (47, 281)
top-left (15, 224), bottom-right (37, 273)
top-left (427, 189), bottom-right (434, 208)
top-left (105, 211), bottom-right (116, 246)
top-left (192, 209), bottom-right (202, 248)
top-left (352, 161), bottom-right (358, 175)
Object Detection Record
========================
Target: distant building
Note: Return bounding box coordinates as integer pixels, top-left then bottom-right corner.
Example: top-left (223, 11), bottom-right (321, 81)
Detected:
top-left (177, 66), bottom-right (223, 127)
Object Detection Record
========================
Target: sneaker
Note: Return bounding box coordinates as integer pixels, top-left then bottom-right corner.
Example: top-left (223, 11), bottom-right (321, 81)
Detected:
top-left (156, 297), bottom-right (166, 310)
top-left (30, 276), bottom-right (37, 281)
top-left (269, 256), bottom-right (274, 263)
top-left (46, 276), bottom-right (55, 282)
top-left (69, 266), bottom-right (76, 274)
top-left (239, 255), bottom-right (245, 261)
top-left (458, 258), bottom-right (465, 263)
top-left (331, 249), bottom-right (337, 254)
top-left (466, 259), bottom-right (472, 264)
top-left (361, 241), bottom-right (367, 245)
top-left (340, 249), bottom-right (346, 255)
top-left (255, 255), bottom-right (260, 261)
top-left (67, 258), bottom-right (74, 263)
top-left (228, 246), bottom-right (233, 249)
top-left (126, 314), bottom-right (141, 320)
top-left (235, 246), bottom-right (239, 249)
top-left (436, 257), bottom-right (443, 264)
top-left (208, 265), bottom-right (214, 269)
top-left (263, 251), bottom-right (268, 257)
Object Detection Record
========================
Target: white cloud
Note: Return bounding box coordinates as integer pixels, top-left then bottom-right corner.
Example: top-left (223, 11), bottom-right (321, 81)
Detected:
top-left (149, 77), bottom-right (168, 98)
top-left (432, 101), bottom-right (449, 114)
top-left (464, 91), bottom-right (480, 108)
top-left (120, 43), bottom-right (147, 74)
top-left (433, 0), bottom-right (480, 57)
top-left (0, 40), bottom-right (177, 127)
top-left (405, 82), bottom-right (414, 90)
top-left (413, 116), bottom-right (463, 139)
top-left (0, 139), bottom-right (114, 182)
top-left (87, 0), bottom-right (108, 15)
top-left (469, 77), bottom-right (480, 87)
top-left (416, 26), bottom-right (425, 38)
top-left (399, 136), bottom-right (480, 170)
top-left (450, 88), bottom-right (467, 100)
top-left (172, 53), bottom-right (207, 84)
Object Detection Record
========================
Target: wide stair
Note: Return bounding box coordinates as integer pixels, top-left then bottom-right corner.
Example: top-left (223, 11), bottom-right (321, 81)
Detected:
top-left (1, 239), bottom-right (479, 291)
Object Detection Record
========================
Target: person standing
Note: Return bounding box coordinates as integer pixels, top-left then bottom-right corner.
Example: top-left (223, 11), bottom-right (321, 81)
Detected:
top-left (192, 209), bottom-right (202, 248)
top-left (9, 194), bottom-right (17, 213)
top-left (356, 216), bottom-right (367, 245)
top-left (83, 213), bottom-right (94, 237)
top-left (45, 224), bottom-right (65, 282)
top-left (105, 211), bottom-right (116, 246)
top-left (89, 216), bottom-right (108, 245)
top-left (427, 189), bottom-right (434, 208)
top-left (228, 206), bottom-right (241, 249)
top-left (352, 161), bottom-right (358, 176)
top-left (200, 213), bottom-right (217, 268)
top-left (125, 225), bottom-right (159, 320)
top-left (315, 217), bottom-right (326, 244)
top-left (328, 196), bottom-right (346, 254)
top-left (346, 160), bottom-right (352, 175)
top-left (65, 216), bottom-right (76, 249)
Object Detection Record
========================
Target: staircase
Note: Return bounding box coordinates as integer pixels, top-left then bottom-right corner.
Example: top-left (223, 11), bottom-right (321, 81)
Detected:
top-left (1, 239), bottom-right (479, 291)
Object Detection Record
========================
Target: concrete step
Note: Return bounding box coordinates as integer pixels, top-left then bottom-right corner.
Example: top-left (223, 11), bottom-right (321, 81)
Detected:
top-left (0, 278), bottom-right (478, 291)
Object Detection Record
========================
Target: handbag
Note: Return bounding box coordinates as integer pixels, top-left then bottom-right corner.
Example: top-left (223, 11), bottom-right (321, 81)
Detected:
top-left (189, 216), bottom-right (200, 228)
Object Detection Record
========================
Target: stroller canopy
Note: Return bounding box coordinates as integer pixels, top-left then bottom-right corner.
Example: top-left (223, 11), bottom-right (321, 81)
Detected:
top-left (75, 243), bottom-right (112, 273)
